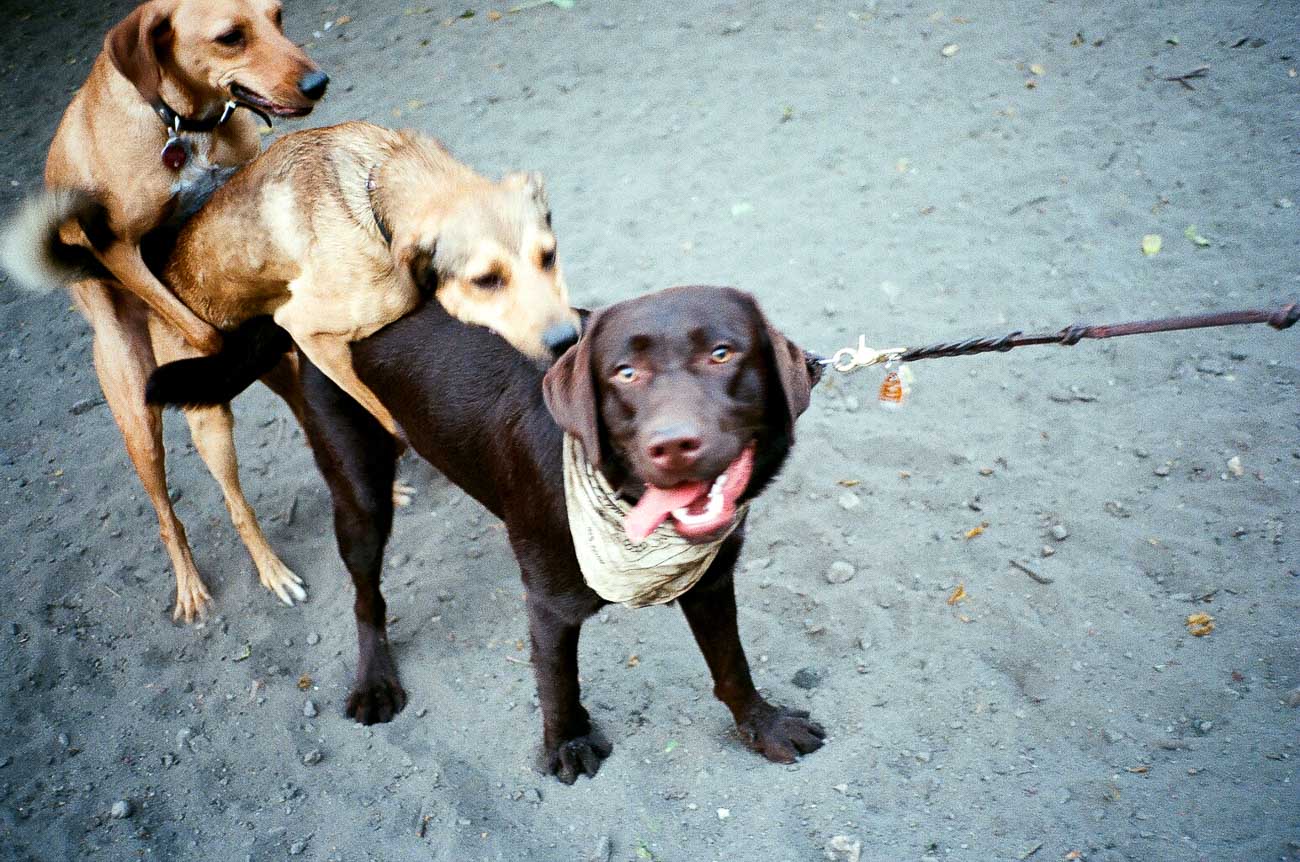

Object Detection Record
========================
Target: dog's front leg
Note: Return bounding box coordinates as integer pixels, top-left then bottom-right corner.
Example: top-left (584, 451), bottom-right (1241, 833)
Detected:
top-left (526, 596), bottom-right (611, 783)
top-left (678, 536), bottom-right (826, 764)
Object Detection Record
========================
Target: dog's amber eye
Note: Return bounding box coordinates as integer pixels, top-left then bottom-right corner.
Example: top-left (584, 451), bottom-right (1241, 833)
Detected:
top-left (539, 247), bottom-right (556, 270)
top-left (614, 365), bottom-right (638, 383)
top-left (709, 345), bottom-right (734, 363)
top-left (215, 28), bottom-right (245, 47)
top-left (472, 272), bottom-right (503, 290)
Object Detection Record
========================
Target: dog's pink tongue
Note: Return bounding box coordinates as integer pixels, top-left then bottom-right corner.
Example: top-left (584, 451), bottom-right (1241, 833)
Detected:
top-left (625, 482), bottom-right (707, 543)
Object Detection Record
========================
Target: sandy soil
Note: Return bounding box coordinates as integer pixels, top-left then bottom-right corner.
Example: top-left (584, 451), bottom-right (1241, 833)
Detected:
top-left (1, 1), bottom-right (1297, 860)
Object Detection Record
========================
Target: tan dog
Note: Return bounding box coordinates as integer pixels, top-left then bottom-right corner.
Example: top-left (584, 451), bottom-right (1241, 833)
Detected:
top-left (154, 121), bottom-right (582, 435)
top-left (4, 0), bottom-right (326, 621)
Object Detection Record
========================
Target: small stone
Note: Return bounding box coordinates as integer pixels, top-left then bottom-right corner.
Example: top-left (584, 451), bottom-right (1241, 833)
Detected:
top-left (302, 749), bottom-right (323, 766)
top-left (716, 807), bottom-right (731, 820)
top-left (58, 733), bottom-right (69, 748)
top-left (1226, 456), bottom-right (1244, 477)
top-left (825, 561), bottom-right (856, 584)
top-left (1286, 688), bottom-right (1300, 708)
top-left (720, 21), bottom-right (744, 35)
top-left (306, 633), bottom-right (321, 646)
top-left (1276, 197), bottom-right (1294, 209)
top-left (70, 398), bottom-right (103, 416)
top-left (1040, 545), bottom-right (1055, 557)
top-left (1133, 448), bottom-right (1150, 459)
top-left (1153, 464), bottom-right (1171, 477)
top-left (743, 557), bottom-right (772, 573)
top-left (824, 834), bottom-right (862, 862)
top-left (792, 667), bottom-right (823, 690)
top-left (288, 840), bottom-right (306, 856)
top-left (109, 800), bottom-right (132, 819)
top-left (940, 43), bottom-right (960, 57)
top-left (8, 623), bottom-right (18, 636)
top-left (176, 727), bottom-right (194, 752)
top-left (838, 492), bottom-right (862, 511)
top-left (1050, 524), bottom-right (1069, 541)
top-left (302, 700), bottom-right (318, 718)
top-left (1197, 721), bottom-right (1214, 734)
top-left (415, 707), bottom-right (428, 718)
top-left (915, 751), bottom-right (932, 763)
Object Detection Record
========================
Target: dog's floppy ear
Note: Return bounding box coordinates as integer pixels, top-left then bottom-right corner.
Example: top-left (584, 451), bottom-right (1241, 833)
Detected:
top-left (106, 1), bottom-right (174, 108)
top-left (743, 294), bottom-right (817, 440)
top-left (542, 312), bottom-right (603, 465)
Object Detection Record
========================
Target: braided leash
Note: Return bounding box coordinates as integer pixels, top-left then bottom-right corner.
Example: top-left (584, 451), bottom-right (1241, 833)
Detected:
top-left (826, 301), bottom-right (1298, 373)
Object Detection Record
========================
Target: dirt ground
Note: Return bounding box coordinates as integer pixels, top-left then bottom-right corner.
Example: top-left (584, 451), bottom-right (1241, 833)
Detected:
top-left (1, 1), bottom-right (1297, 860)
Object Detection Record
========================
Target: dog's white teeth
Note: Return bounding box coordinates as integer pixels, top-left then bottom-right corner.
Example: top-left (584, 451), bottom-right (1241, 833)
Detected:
top-left (712, 473), bottom-right (728, 493)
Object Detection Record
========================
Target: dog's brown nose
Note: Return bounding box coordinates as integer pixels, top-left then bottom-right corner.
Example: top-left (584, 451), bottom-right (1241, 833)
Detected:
top-left (298, 70), bottom-right (330, 100)
top-left (646, 425), bottom-right (703, 472)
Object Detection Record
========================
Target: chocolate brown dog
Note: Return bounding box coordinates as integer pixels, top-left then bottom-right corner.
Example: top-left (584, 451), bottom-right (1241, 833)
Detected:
top-left (156, 286), bottom-right (825, 781)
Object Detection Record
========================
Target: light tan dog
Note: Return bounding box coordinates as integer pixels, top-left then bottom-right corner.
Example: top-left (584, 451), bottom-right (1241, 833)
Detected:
top-left (4, 0), bottom-right (326, 621)
top-left (153, 121), bottom-right (582, 435)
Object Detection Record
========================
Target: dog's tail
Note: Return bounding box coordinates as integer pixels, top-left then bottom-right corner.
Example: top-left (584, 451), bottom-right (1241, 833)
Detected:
top-left (146, 316), bottom-right (292, 408)
top-left (0, 189), bottom-right (113, 292)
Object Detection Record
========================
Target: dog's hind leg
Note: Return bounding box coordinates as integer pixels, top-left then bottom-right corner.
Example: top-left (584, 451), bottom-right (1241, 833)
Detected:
top-left (72, 279), bottom-right (213, 622)
top-left (298, 358), bottom-right (405, 724)
top-left (149, 318), bottom-right (306, 607)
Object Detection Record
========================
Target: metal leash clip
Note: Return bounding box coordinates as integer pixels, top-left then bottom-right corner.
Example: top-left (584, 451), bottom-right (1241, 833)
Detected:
top-left (828, 335), bottom-right (905, 373)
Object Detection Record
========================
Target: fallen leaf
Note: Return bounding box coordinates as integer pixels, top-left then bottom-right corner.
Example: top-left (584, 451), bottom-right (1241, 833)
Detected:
top-left (1186, 613), bottom-right (1215, 636)
top-left (335, 15), bottom-right (351, 25)
top-left (458, 7), bottom-right (475, 17)
top-left (837, 479), bottom-right (861, 487)
top-left (1141, 234), bottom-right (1162, 256)
top-left (1065, 853), bottom-right (1083, 861)
top-left (233, 644), bottom-right (252, 662)
top-left (947, 583), bottom-right (967, 605)
top-left (1029, 63), bottom-right (1046, 75)
top-left (964, 522), bottom-right (989, 540)
top-left (297, 674), bottom-right (313, 691)
top-left (1184, 225), bottom-right (1211, 247)
top-left (1166, 36), bottom-right (1180, 45)
top-left (663, 739), bottom-right (679, 753)
top-left (1126, 765), bottom-right (1150, 773)
top-left (626, 654), bottom-right (640, 668)
top-left (941, 43), bottom-right (960, 57)
top-left (488, 10), bottom-right (503, 20)
top-left (1025, 79), bottom-right (1037, 89)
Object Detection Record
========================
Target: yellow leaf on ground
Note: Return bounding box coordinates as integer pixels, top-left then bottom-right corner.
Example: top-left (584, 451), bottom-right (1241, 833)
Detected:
top-left (964, 521), bottom-right (989, 540)
top-left (1029, 63), bottom-right (1046, 75)
top-left (947, 584), bottom-right (967, 605)
top-left (1186, 613), bottom-right (1215, 636)
top-left (1141, 234), bottom-right (1162, 256)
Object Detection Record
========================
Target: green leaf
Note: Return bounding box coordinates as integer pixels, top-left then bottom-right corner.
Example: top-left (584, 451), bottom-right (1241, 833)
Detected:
top-left (459, 8), bottom-right (475, 18)
top-left (663, 739), bottom-right (679, 753)
top-left (1184, 225), bottom-right (1211, 247)
top-left (635, 843), bottom-right (654, 861)
top-left (1141, 234), bottom-right (1162, 256)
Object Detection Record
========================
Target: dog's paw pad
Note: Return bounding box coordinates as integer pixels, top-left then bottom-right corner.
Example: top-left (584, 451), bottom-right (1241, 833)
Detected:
top-left (346, 675), bottom-right (408, 725)
top-left (544, 731), bottom-right (612, 784)
top-left (738, 704), bottom-right (826, 764)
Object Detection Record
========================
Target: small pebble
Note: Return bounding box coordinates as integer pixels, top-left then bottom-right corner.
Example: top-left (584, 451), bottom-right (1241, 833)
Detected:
top-left (302, 749), bottom-right (323, 766)
top-left (716, 807), bottom-right (731, 820)
top-left (838, 492), bottom-right (861, 511)
top-left (1154, 464), bottom-right (1171, 477)
top-left (1050, 524), bottom-right (1069, 541)
top-left (825, 561), bottom-right (856, 584)
top-left (288, 841), bottom-right (306, 856)
top-left (1286, 688), bottom-right (1300, 709)
top-left (914, 751), bottom-right (932, 764)
top-left (303, 700), bottom-right (318, 718)
top-left (1226, 456), bottom-right (1244, 477)
top-left (792, 667), bottom-right (823, 690)
top-left (306, 633), bottom-right (321, 646)
top-left (1040, 545), bottom-right (1056, 557)
top-left (110, 800), bottom-right (132, 819)
top-left (824, 834), bottom-right (862, 862)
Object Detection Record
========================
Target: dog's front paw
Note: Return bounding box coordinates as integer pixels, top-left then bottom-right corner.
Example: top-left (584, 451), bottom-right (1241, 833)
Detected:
top-left (736, 702), bottom-right (826, 764)
top-left (346, 671), bottom-right (408, 725)
top-left (543, 730), bottom-right (613, 784)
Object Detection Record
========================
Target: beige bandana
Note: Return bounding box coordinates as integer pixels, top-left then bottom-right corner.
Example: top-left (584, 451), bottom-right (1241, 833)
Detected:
top-left (562, 434), bottom-right (746, 608)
